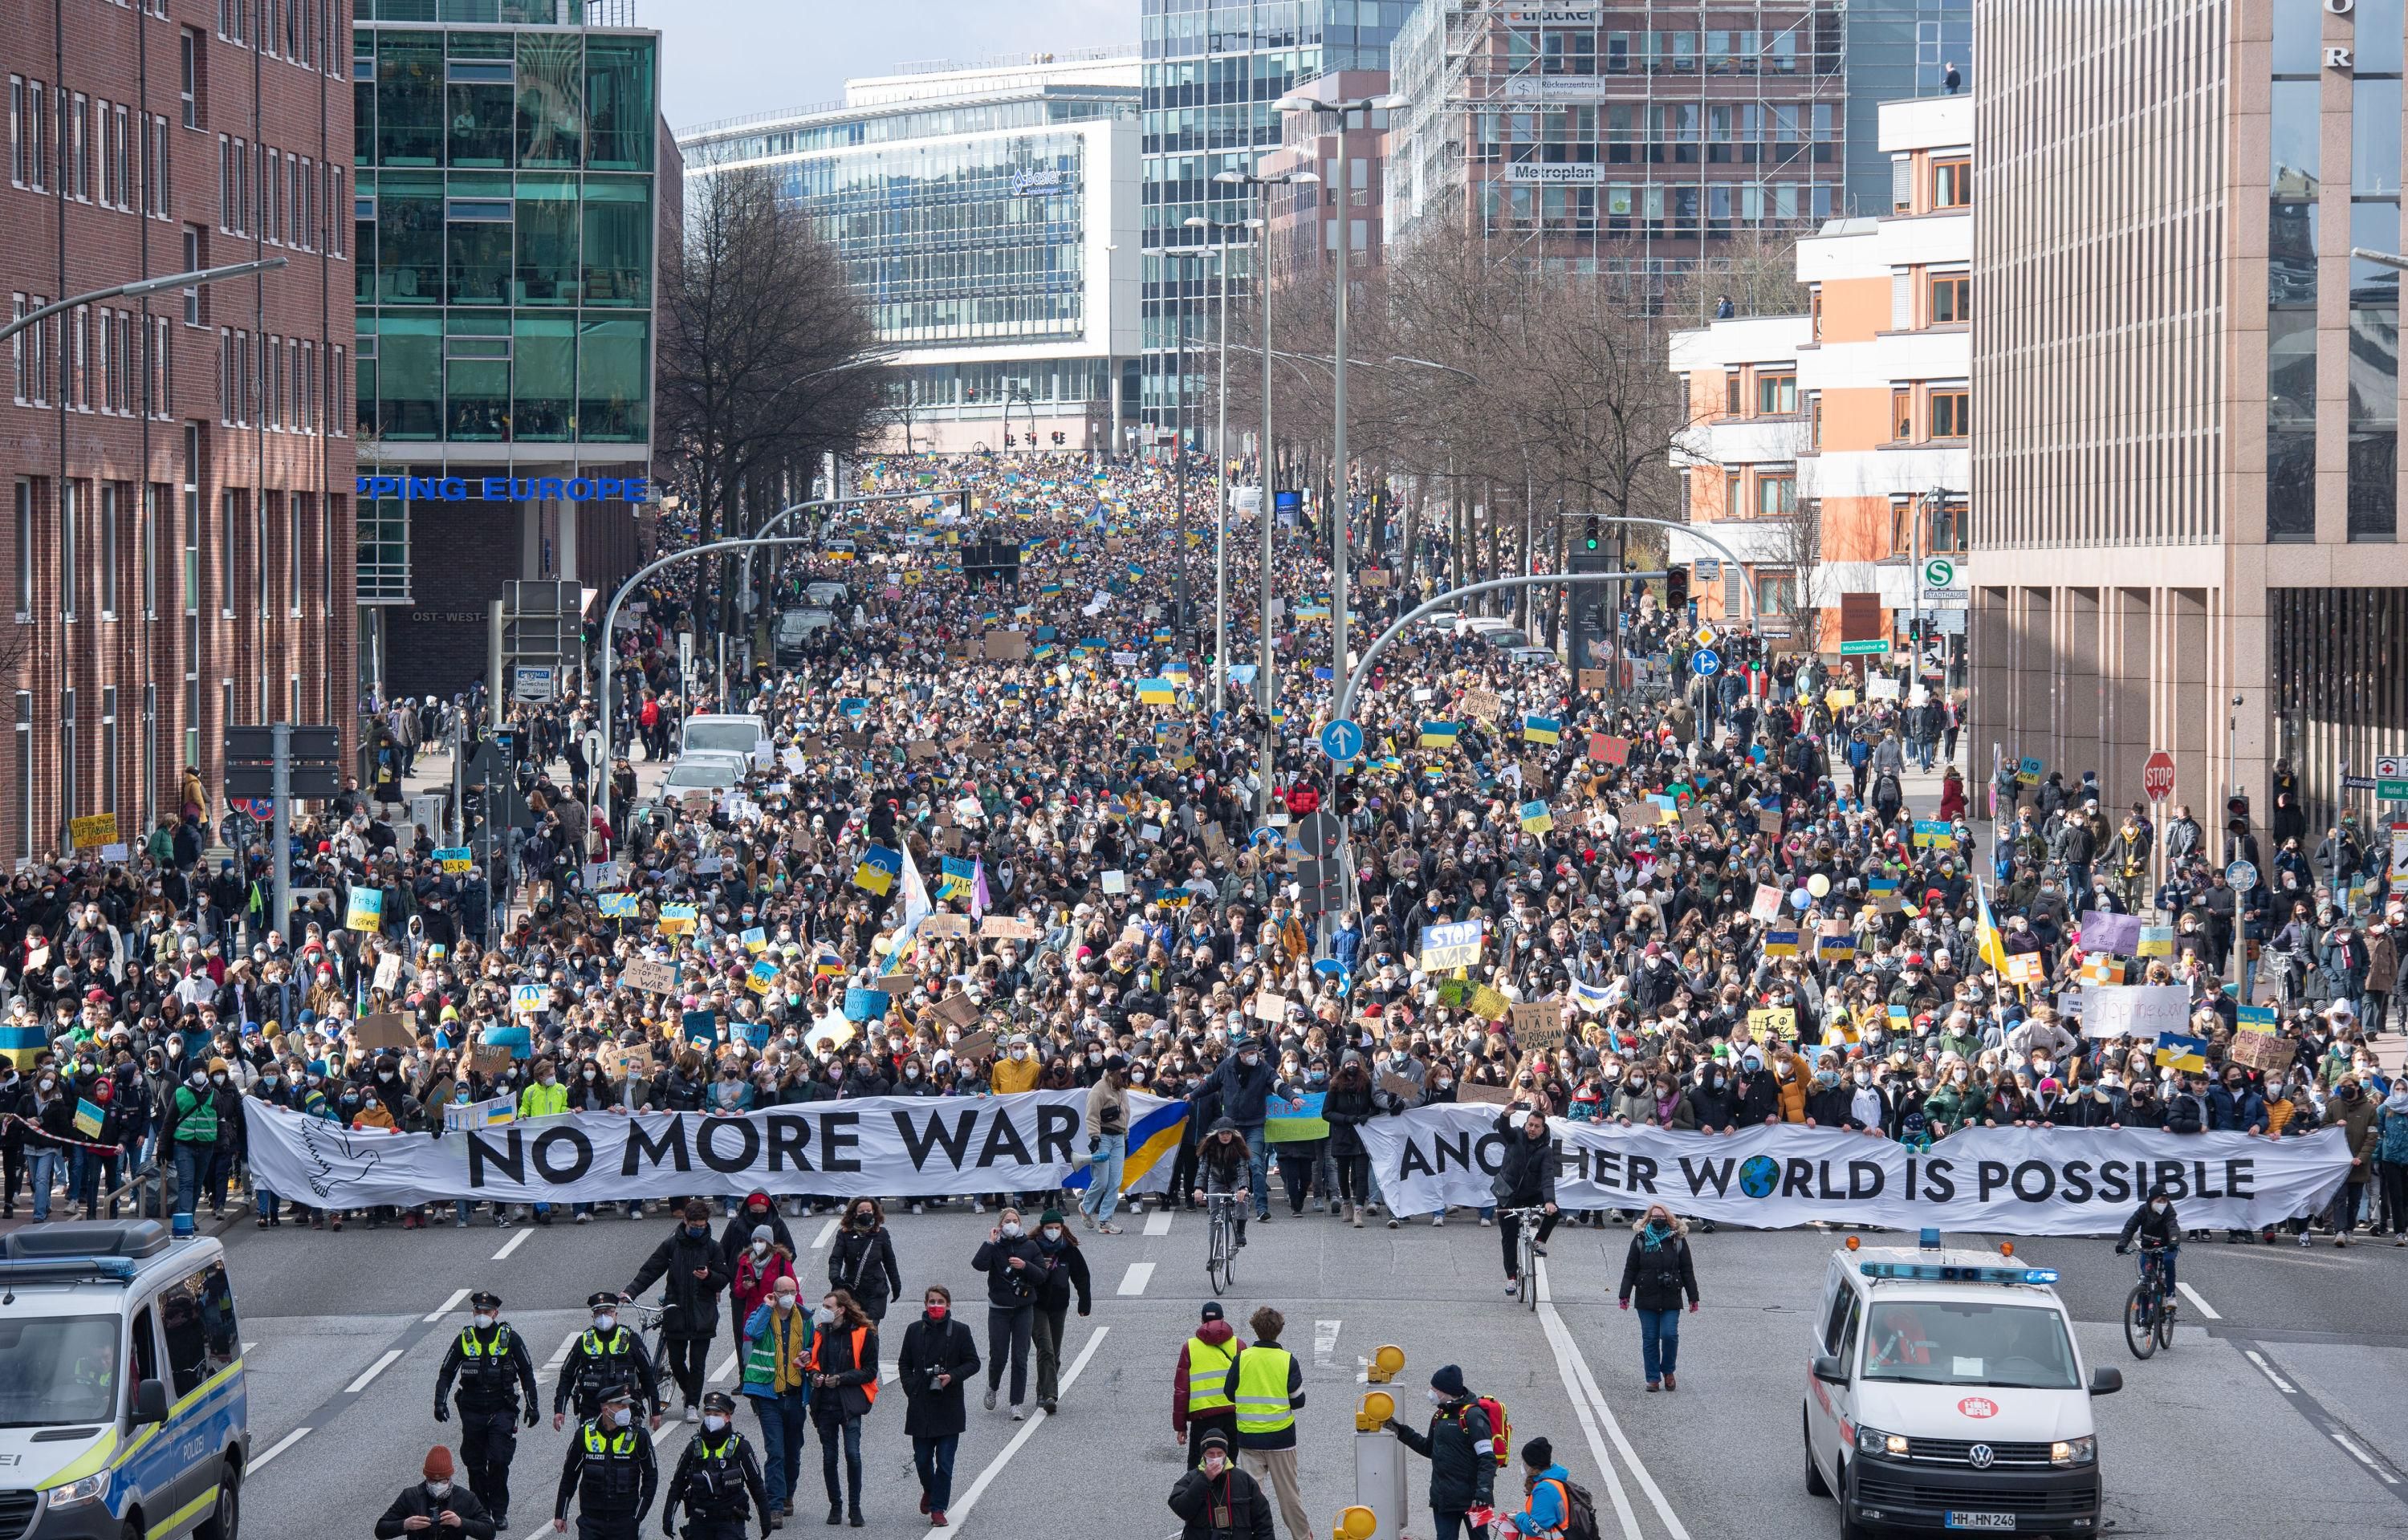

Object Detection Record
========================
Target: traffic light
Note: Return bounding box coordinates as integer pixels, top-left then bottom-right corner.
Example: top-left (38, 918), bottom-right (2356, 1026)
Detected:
top-left (1051, 431), bottom-right (1066, 445)
top-left (1666, 568), bottom-right (1690, 611)
top-left (1004, 433), bottom-right (1015, 448)
top-left (2227, 793), bottom-right (2251, 825)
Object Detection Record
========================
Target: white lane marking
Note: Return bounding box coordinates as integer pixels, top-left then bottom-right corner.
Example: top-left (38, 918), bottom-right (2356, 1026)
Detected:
top-left (1117, 1262), bottom-right (1156, 1296)
top-left (2246, 1349), bottom-right (2296, 1393)
top-left (2333, 1432), bottom-right (2402, 1483)
top-left (425, 1286), bottom-right (472, 1323)
top-left (881, 1364), bottom-right (898, 1385)
top-left (1145, 1209), bottom-right (1173, 1237)
top-left (1313, 1319), bottom-right (1341, 1369)
top-left (345, 1349), bottom-right (406, 1394)
top-left (1533, 1262), bottom-right (1642, 1540)
top-left (811, 1218), bottom-right (840, 1249)
top-left (249, 1427), bottom-right (311, 1471)
top-left (1538, 1258), bottom-right (1691, 1540)
top-left (541, 1329), bottom-right (580, 1375)
top-left (710, 1351), bottom-right (738, 1385)
top-left (242, 1341), bottom-right (257, 1354)
top-left (2175, 1281), bottom-right (2221, 1320)
top-left (943, 1327), bottom-right (1108, 1531)
top-left (490, 1227), bottom-right (534, 1262)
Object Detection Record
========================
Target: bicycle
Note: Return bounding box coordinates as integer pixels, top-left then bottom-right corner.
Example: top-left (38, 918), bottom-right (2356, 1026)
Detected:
top-left (622, 1297), bottom-right (671, 1384)
top-left (2117, 1241), bottom-right (2177, 1359)
top-left (1202, 1192), bottom-right (1241, 1294)
top-left (1499, 1205), bottom-right (1548, 1310)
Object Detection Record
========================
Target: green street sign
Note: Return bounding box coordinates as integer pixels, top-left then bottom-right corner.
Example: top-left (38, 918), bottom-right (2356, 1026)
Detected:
top-left (1839, 639), bottom-right (1892, 656)
top-left (2377, 778), bottom-right (2408, 802)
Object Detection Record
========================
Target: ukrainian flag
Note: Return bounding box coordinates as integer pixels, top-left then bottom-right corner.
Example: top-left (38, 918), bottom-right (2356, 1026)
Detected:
top-left (1062, 1092), bottom-right (1191, 1196)
top-left (1523, 715), bottom-right (1562, 745)
top-left (1420, 721), bottom-right (1460, 749)
top-left (2154, 1032), bottom-right (2210, 1073)
top-left (813, 947), bottom-right (847, 978)
top-left (1975, 880), bottom-right (2011, 973)
top-left (1137, 678), bottom-right (1176, 705)
top-left (1128, 563), bottom-right (1146, 579)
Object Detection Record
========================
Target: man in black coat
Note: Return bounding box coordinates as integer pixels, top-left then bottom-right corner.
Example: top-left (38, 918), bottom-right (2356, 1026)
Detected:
top-left (627, 1200), bottom-right (733, 1422)
top-left (374, 1446), bottom-right (496, 1540)
top-left (1385, 1363), bottom-right (1494, 1534)
top-left (895, 1285), bottom-right (982, 1526)
top-left (1168, 1431), bottom-right (1275, 1540)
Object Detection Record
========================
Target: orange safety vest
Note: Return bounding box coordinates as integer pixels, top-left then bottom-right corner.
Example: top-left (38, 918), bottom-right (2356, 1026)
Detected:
top-left (807, 1325), bottom-right (879, 1406)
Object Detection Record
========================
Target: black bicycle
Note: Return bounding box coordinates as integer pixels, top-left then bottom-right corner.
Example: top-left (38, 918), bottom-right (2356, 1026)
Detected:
top-left (1204, 1192), bottom-right (1241, 1294)
top-left (2119, 1242), bottom-right (2177, 1359)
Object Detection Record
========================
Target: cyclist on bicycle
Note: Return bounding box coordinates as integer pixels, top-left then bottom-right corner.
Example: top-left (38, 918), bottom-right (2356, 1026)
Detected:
top-left (1492, 1107), bottom-right (1561, 1298)
top-left (2113, 1185), bottom-right (2182, 1306)
top-left (1192, 1119), bottom-right (1253, 1249)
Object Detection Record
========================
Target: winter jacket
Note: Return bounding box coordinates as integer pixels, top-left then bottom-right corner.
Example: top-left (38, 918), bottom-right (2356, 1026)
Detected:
top-left (1617, 1217), bottom-right (1700, 1312)
top-left (895, 1312), bottom-right (981, 1439)
top-left (1199, 1053), bottom-right (1282, 1131)
top-left (1172, 1319), bottom-right (1242, 1436)
top-left (1168, 1465), bottom-right (1277, 1540)
top-left (827, 1225), bottom-right (903, 1322)
top-left (1031, 1235), bottom-right (1092, 1314)
top-left (373, 1482), bottom-right (495, 1540)
top-left (970, 1232), bottom-right (1050, 1309)
top-left (1390, 1394), bottom-right (1495, 1514)
top-left (1488, 1116), bottom-right (1558, 1209)
top-left (625, 1225), bottom-right (733, 1338)
top-left (806, 1317), bottom-right (878, 1421)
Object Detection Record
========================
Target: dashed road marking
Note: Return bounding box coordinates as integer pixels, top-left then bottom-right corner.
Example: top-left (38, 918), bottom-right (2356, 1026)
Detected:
top-left (344, 1349), bottom-right (405, 1394)
top-left (1313, 1319), bottom-right (1341, 1369)
top-left (2176, 1281), bottom-right (2221, 1320)
top-left (250, 1427), bottom-right (311, 1471)
top-left (1117, 1262), bottom-right (1155, 1296)
top-left (942, 1327), bottom-right (1108, 1532)
top-left (541, 1329), bottom-right (580, 1375)
top-left (1145, 1209), bottom-right (1173, 1237)
top-left (2246, 1350), bottom-right (2295, 1393)
top-left (490, 1227), bottom-right (533, 1262)
top-left (425, 1287), bottom-right (471, 1323)
top-left (812, 1218), bottom-right (840, 1249)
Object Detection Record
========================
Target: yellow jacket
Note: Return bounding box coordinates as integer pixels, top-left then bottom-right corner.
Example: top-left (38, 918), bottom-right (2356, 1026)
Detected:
top-left (990, 1054), bottom-right (1039, 1095)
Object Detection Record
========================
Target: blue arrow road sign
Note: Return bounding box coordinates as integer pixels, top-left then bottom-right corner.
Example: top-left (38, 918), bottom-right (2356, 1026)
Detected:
top-left (1320, 718), bottom-right (1365, 762)
top-left (1690, 648), bottom-right (1723, 677)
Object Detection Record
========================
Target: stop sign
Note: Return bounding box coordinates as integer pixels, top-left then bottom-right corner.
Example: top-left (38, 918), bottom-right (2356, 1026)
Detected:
top-left (2142, 750), bottom-right (2176, 802)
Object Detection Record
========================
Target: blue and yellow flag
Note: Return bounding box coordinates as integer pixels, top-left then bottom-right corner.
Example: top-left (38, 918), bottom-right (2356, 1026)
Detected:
top-left (1523, 715), bottom-right (1562, 745)
top-left (2154, 1032), bottom-right (2210, 1073)
top-left (1419, 721), bottom-right (1460, 749)
top-left (1975, 880), bottom-right (2011, 973)
top-left (1137, 678), bottom-right (1176, 705)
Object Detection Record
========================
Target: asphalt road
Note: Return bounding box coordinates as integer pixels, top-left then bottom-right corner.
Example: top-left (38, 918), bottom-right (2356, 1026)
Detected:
top-left (218, 1197), bottom-right (2408, 1540)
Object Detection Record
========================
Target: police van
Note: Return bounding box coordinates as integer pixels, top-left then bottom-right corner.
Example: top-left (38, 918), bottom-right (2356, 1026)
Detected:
top-left (1803, 1237), bottom-right (2120, 1536)
top-left (0, 1221), bottom-right (249, 1540)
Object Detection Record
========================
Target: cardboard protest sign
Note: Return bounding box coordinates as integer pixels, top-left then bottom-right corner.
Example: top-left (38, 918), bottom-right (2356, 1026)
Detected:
top-left (979, 915), bottom-right (1042, 941)
top-left (1461, 688), bottom-right (1503, 722)
top-left (933, 993), bottom-right (981, 1027)
top-left (952, 1030), bottom-right (996, 1060)
top-left (356, 1011), bottom-right (415, 1050)
top-left (921, 913), bottom-right (972, 940)
top-left (1511, 1000), bottom-right (1566, 1054)
top-left (621, 958), bottom-right (681, 995)
top-left (1456, 1082), bottom-right (1515, 1106)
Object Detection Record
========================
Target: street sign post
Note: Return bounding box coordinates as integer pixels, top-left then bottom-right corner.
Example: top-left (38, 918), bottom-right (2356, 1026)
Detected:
top-left (1320, 718), bottom-right (1364, 764)
top-left (1839, 639), bottom-right (1890, 656)
top-left (1922, 557), bottom-right (1956, 589)
top-left (2142, 750), bottom-right (2176, 803)
top-left (2377, 755), bottom-right (2408, 803)
top-left (1690, 648), bottom-right (1722, 677)
top-left (2227, 860), bottom-right (2258, 892)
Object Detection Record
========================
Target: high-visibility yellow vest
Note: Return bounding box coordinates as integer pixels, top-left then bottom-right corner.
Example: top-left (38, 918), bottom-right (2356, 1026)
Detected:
top-left (1231, 1345), bottom-right (1296, 1436)
top-left (1185, 1335), bottom-right (1238, 1415)
top-left (519, 1080), bottom-right (567, 1118)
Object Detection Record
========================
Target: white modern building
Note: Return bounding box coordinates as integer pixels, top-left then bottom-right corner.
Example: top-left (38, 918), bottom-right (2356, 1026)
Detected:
top-left (678, 51), bottom-right (1143, 453)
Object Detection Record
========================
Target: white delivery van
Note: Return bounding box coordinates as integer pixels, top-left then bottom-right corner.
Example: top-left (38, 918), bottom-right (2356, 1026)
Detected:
top-left (1804, 1239), bottom-right (2120, 1537)
top-left (0, 1220), bottom-right (250, 1540)
top-left (677, 713), bottom-right (771, 762)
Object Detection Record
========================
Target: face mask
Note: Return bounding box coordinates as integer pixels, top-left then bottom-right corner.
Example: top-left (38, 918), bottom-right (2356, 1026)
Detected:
top-left (814, 1306), bottom-right (837, 1326)
top-left (1427, 1388), bottom-right (1448, 1406)
top-left (1952, 1071), bottom-right (1968, 1085)
top-left (687, 1225), bottom-right (708, 1239)
top-left (1853, 1071), bottom-right (1870, 1087)
top-left (594, 1313), bottom-right (616, 1332)
top-left (2150, 1199), bottom-right (2168, 1213)
top-left (472, 1313), bottom-right (494, 1329)
top-left (584, 1068), bottom-right (598, 1081)
top-left (540, 1075), bottom-right (557, 1087)
top-left (426, 1481), bottom-right (452, 1498)
top-left (1043, 1225), bottom-right (1063, 1242)
top-left (1001, 1221), bottom-right (1023, 1238)
top-left (925, 1302), bottom-right (948, 1320)
top-left (751, 1239), bottom-right (769, 1254)
top-left (905, 1067), bottom-right (921, 1079)
top-left (1241, 1053), bottom-right (1259, 1067)
top-left (210, 1072), bottom-right (227, 1087)
top-left (611, 1408), bottom-right (633, 1428)
top-left (39, 1076), bottom-right (55, 1091)
top-left (702, 1414), bottom-right (728, 1433)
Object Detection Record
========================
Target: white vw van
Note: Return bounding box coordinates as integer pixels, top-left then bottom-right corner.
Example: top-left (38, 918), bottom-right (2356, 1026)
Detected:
top-left (1804, 1240), bottom-right (2120, 1536)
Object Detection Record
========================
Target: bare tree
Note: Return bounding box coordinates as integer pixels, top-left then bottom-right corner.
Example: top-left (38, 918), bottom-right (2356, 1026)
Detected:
top-left (657, 164), bottom-right (885, 636)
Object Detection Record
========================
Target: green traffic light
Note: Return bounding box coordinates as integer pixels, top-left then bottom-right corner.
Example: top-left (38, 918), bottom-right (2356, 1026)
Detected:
top-left (1584, 536), bottom-right (1598, 550)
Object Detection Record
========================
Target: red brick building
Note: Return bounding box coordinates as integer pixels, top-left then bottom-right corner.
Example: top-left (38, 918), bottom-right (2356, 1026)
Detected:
top-left (2, 0), bottom-right (352, 863)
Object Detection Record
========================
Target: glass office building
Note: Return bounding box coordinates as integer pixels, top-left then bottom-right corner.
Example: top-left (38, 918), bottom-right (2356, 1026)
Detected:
top-left (348, 0), bottom-right (672, 697)
top-left (1140, 0), bottom-right (1408, 433)
top-left (681, 55), bottom-right (1140, 454)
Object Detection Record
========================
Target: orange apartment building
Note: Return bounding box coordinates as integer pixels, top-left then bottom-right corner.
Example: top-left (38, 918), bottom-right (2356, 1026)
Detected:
top-left (1669, 94), bottom-right (1970, 677)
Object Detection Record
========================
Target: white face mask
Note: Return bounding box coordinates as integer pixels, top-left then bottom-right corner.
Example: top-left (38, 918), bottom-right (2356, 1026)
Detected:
top-left (425, 1480), bottom-right (451, 1497)
top-left (814, 1306), bottom-right (837, 1326)
top-left (593, 1313), bottom-right (616, 1332)
top-left (702, 1414), bottom-right (728, 1433)
top-left (773, 1294), bottom-right (797, 1311)
top-left (584, 1068), bottom-right (597, 1080)
top-left (1043, 1226), bottom-right (1063, 1242)
top-left (1000, 1220), bottom-right (1022, 1237)
top-left (472, 1313), bottom-right (494, 1330)
top-left (611, 1407), bottom-right (633, 1427)
top-left (2150, 1200), bottom-right (2168, 1213)
top-left (1427, 1387), bottom-right (1448, 1406)
top-left (752, 1239), bottom-right (769, 1254)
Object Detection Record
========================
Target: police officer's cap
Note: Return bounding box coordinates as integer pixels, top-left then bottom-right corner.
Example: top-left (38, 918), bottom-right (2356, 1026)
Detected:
top-left (597, 1383), bottom-right (637, 1406)
top-left (702, 1390), bottom-right (737, 1415)
top-left (470, 1290), bottom-right (502, 1310)
top-left (587, 1290), bottom-right (621, 1310)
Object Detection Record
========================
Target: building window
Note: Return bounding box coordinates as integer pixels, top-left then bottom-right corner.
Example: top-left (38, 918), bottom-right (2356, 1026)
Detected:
top-left (1892, 387), bottom-right (1912, 441)
top-left (1755, 470), bottom-right (1796, 517)
top-left (1755, 369), bottom-right (1796, 415)
top-left (14, 693), bottom-right (29, 859)
top-left (8, 76), bottom-right (22, 186)
top-left (100, 482), bottom-right (117, 617)
top-left (143, 482), bottom-right (160, 617)
top-left (59, 688), bottom-right (75, 832)
top-left (1931, 157), bottom-right (1970, 209)
top-left (1930, 272), bottom-right (1969, 325)
top-left (1723, 371), bottom-right (1739, 414)
top-left (1929, 388), bottom-right (1970, 438)
top-left (26, 79), bottom-right (45, 193)
top-left (59, 481), bottom-right (75, 620)
top-left (12, 479), bottom-right (31, 619)
top-left (103, 687), bottom-right (116, 818)
top-left (1758, 572), bottom-right (1797, 615)
top-left (289, 493), bottom-right (305, 615)
top-left (1807, 391), bottom-right (1822, 449)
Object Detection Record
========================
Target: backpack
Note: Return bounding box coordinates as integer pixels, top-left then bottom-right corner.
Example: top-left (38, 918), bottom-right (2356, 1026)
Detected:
top-left (1473, 1395), bottom-right (1511, 1469)
top-left (1542, 1475), bottom-right (1602, 1540)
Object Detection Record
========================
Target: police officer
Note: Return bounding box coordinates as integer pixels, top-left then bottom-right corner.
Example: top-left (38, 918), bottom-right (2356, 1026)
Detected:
top-left (556, 1291), bottom-right (664, 1432)
top-left (553, 1384), bottom-right (659, 1540)
top-left (434, 1290), bottom-right (542, 1529)
top-left (661, 1391), bottom-right (771, 1540)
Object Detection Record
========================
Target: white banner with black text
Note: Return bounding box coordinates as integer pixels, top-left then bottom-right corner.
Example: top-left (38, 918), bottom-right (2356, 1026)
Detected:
top-left (242, 1091), bottom-right (1184, 1207)
top-left (1356, 1105), bottom-right (2354, 1234)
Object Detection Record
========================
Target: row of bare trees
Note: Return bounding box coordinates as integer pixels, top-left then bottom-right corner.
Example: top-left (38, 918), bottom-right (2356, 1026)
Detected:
top-left (1200, 221), bottom-right (1812, 647)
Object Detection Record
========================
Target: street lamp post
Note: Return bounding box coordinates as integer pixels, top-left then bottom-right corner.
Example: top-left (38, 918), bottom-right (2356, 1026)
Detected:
top-left (1186, 217), bottom-right (1263, 714)
top-left (1215, 167), bottom-right (1320, 811)
top-left (0, 256), bottom-right (288, 345)
top-left (1277, 91), bottom-right (1400, 691)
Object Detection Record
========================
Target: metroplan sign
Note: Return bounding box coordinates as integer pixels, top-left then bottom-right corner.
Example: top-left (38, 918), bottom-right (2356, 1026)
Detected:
top-left (354, 473), bottom-right (653, 502)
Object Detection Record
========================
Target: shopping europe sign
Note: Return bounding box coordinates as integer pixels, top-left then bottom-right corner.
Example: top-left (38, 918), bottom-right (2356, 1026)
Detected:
top-left (354, 474), bottom-right (653, 502)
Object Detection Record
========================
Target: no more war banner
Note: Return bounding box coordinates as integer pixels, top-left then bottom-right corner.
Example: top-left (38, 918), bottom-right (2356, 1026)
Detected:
top-left (242, 1091), bottom-right (1179, 1207)
top-left (1357, 1105), bottom-right (2352, 1235)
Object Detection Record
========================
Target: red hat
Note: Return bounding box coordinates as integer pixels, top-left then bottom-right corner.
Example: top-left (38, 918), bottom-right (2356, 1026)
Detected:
top-left (423, 1446), bottom-right (454, 1479)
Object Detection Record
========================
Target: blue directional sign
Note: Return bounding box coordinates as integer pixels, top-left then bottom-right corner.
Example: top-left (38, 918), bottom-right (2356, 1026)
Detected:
top-left (2226, 860), bottom-right (2258, 892)
top-left (1690, 648), bottom-right (1723, 677)
top-left (1320, 717), bottom-right (1365, 762)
